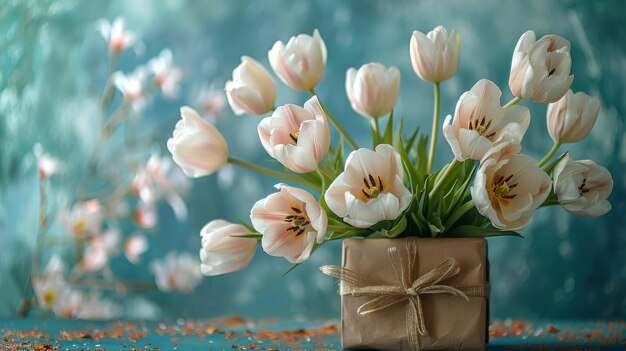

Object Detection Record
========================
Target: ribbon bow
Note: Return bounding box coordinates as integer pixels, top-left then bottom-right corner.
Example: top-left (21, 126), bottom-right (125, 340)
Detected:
top-left (320, 239), bottom-right (488, 351)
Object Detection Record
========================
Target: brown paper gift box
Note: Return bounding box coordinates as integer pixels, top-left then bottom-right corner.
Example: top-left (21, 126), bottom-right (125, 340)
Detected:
top-left (339, 237), bottom-right (488, 351)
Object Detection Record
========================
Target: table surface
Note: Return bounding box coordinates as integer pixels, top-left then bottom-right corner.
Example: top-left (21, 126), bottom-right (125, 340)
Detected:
top-left (1, 318), bottom-right (625, 350)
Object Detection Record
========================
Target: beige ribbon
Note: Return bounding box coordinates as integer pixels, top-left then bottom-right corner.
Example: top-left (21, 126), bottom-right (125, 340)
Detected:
top-left (320, 239), bottom-right (488, 351)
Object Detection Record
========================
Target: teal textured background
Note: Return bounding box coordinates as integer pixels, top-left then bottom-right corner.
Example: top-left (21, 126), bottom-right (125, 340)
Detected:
top-left (1, 0), bottom-right (625, 320)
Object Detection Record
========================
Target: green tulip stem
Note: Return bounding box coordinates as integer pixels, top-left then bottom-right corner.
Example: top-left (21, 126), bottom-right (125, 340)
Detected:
top-left (444, 199), bottom-right (475, 231)
top-left (503, 96), bottom-right (521, 109)
top-left (228, 157), bottom-right (320, 191)
top-left (310, 89), bottom-right (358, 150)
top-left (427, 82), bottom-right (441, 174)
top-left (537, 142), bottom-right (561, 168)
top-left (429, 158), bottom-right (459, 199)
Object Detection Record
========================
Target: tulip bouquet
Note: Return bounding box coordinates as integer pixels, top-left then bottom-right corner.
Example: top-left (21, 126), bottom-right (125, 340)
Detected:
top-left (166, 27), bottom-right (613, 276)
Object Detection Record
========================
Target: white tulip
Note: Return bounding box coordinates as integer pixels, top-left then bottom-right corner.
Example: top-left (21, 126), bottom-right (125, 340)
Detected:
top-left (443, 79), bottom-right (530, 161)
top-left (553, 156), bottom-right (612, 217)
top-left (547, 90), bottom-right (600, 144)
top-left (345, 63), bottom-right (400, 118)
top-left (471, 144), bottom-right (552, 230)
top-left (200, 219), bottom-right (257, 276)
top-left (167, 106), bottom-right (228, 178)
top-left (251, 184), bottom-right (327, 264)
top-left (324, 144), bottom-right (412, 228)
top-left (509, 31), bottom-right (574, 103)
top-left (225, 56), bottom-right (276, 115)
top-left (410, 25), bottom-right (461, 83)
top-left (268, 29), bottom-right (327, 91)
top-left (258, 96), bottom-right (330, 173)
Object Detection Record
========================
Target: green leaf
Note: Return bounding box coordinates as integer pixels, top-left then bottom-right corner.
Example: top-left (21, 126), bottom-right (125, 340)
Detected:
top-left (396, 135), bottom-right (419, 192)
top-left (543, 151), bottom-right (569, 175)
top-left (383, 111), bottom-right (394, 144)
top-left (385, 215), bottom-right (408, 238)
top-left (326, 229), bottom-right (372, 240)
top-left (416, 134), bottom-right (429, 177)
top-left (238, 219), bottom-right (256, 233)
top-left (230, 233), bottom-right (263, 240)
top-left (404, 127), bottom-right (420, 152)
top-left (446, 225), bottom-right (523, 238)
top-left (283, 263), bottom-right (301, 276)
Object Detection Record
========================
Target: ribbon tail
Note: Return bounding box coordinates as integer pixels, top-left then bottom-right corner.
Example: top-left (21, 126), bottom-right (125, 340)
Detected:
top-left (319, 265), bottom-right (383, 291)
top-left (406, 297), bottom-right (423, 351)
top-left (357, 295), bottom-right (406, 315)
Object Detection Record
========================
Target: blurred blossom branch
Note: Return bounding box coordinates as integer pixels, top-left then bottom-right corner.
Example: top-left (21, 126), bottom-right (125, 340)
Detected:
top-left (100, 52), bottom-right (119, 109)
top-left (17, 17), bottom-right (203, 320)
top-left (18, 171), bottom-right (48, 316)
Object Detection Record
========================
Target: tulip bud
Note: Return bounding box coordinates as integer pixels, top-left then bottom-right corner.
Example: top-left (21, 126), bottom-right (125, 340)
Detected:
top-left (553, 156), bottom-right (612, 217)
top-left (409, 26), bottom-right (461, 83)
top-left (268, 29), bottom-right (327, 91)
top-left (345, 63), bottom-right (400, 118)
top-left (225, 56), bottom-right (276, 116)
top-left (167, 106), bottom-right (228, 178)
top-left (509, 31), bottom-right (574, 103)
top-left (547, 90), bottom-right (600, 144)
top-left (200, 219), bottom-right (257, 276)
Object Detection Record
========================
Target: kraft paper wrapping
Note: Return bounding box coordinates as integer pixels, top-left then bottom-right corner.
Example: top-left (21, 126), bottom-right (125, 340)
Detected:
top-left (340, 238), bottom-right (488, 351)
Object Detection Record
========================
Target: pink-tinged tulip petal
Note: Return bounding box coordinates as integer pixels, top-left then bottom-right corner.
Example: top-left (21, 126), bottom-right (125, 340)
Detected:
top-left (124, 233), bottom-right (149, 264)
top-left (509, 31), bottom-right (574, 103)
top-left (345, 63), bottom-right (400, 118)
top-left (553, 156), bottom-right (612, 217)
top-left (258, 96), bottom-right (330, 173)
top-left (410, 26), bottom-right (461, 83)
top-left (226, 56), bottom-right (276, 116)
top-left (547, 90), bottom-right (600, 144)
top-left (443, 79), bottom-right (530, 161)
top-left (324, 144), bottom-right (412, 228)
top-left (168, 106), bottom-right (229, 178)
top-left (471, 145), bottom-right (552, 230)
top-left (268, 29), bottom-right (327, 91)
top-left (150, 252), bottom-right (202, 293)
top-left (251, 184), bottom-right (327, 263)
top-left (199, 219), bottom-right (257, 276)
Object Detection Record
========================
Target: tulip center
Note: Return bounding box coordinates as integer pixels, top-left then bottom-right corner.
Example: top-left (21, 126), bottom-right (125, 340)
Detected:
top-left (578, 178), bottom-right (590, 195)
top-left (284, 206), bottom-right (310, 237)
top-left (492, 174), bottom-right (518, 200)
top-left (360, 174), bottom-right (385, 202)
top-left (468, 116), bottom-right (496, 139)
top-left (289, 131), bottom-right (300, 144)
